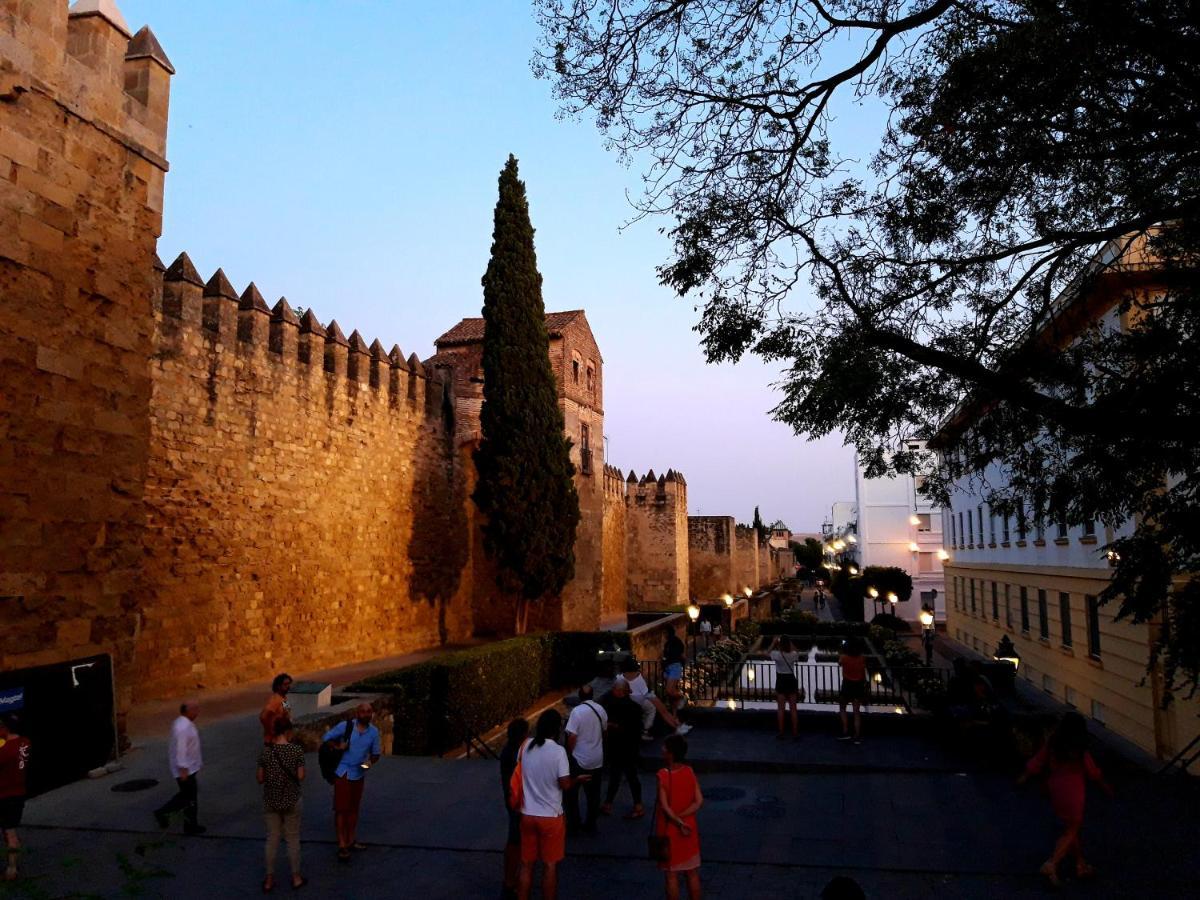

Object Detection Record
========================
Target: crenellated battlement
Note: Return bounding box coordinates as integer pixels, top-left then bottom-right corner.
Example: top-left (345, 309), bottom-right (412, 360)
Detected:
top-left (153, 252), bottom-right (448, 420)
top-left (626, 466), bottom-right (687, 504)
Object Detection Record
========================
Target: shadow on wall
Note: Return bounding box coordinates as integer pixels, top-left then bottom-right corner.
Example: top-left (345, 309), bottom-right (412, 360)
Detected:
top-left (407, 384), bottom-right (470, 644)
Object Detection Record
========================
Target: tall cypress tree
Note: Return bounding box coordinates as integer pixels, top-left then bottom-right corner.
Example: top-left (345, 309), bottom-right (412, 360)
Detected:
top-left (473, 155), bottom-right (580, 632)
top-left (752, 506), bottom-right (767, 544)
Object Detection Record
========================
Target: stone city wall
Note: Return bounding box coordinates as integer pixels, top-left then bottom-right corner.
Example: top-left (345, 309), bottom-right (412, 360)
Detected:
top-left (734, 525), bottom-right (761, 594)
top-left (688, 515), bottom-right (736, 602)
top-left (133, 255), bottom-right (475, 700)
top-left (600, 465), bottom-right (628, 628)
top-left (625, 469), bottom-right (689, 610)
top-left (0, 1), bottom-right (171, 716)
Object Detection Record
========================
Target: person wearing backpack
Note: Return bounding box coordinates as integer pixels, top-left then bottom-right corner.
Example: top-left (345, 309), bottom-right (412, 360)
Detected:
top-left (256, 717), bottom-right (306, 892)
top-left (564, 687), bottom-right (608, 835)
top-left (320, 703), bottom-right (381, 862)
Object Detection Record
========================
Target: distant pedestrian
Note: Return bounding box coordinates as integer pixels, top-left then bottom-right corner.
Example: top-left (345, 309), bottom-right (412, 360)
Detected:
top-left (321, 703), bottom-right (381, 862)
top-left (0, 715), bottom-right (31, 882)
top-left (1017, 712), bottom-right (1112, 887)
top-left (260, 673), bottom-right (293, 745)
top-left (654, 734), bottom-right (703, 900)
top-left (565, 688), bottom-right (608, 835)
top-left (770, 637), bottom-right (801, 739)
top-left (256, 717), bottom-right (306, 891)
top-left (154, 701), bottom-right (205, 835)
top-left (518, 709), bottom-right (590, 900)
top-left (500, 718), bottom-right (530, 900)
top-left (837, 637), bottom-right (868, 743)
top-left (598, 679), bottom-right (645, 820)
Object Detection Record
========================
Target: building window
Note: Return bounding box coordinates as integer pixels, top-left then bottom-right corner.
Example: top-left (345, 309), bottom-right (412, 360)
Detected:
top-left (1001, 514), bottom-right (1010, 543)
top-left (572, 358), bottom-right (580, 383)
top-left (1020, 587), bottom-right (1030, 633)
top-left (1037, 589), bottom-right (1050, 639)
top-left (1004, 584), bottom-right (1012, 629)
top-left (957, 576), bottom-right (964, 611)
top-left (916, 512), bottom-right (932, 532)
top-left (1082, 519), bottom-right (1096, 537)
top-left (988, 507), bottom-right (995, 544)
top-left (950, 514), bottom-right (957, 547)
top-left (1064, 684), bottom-right (1077, 708)
top-left (1056, 519), bottom-right (1068, 540)
top-left (585, 363), bottom-right (595, 392)
top-left (1086, 595), bottom-right (1102, 659)
top-left (959, 511), bottom-right (966, 547)
top-left (977, 506), bottom-right (984, 543)
top-left (918, 552), bottom-right (934, 574)
top-left (1035, 517), bottom-right (1045, 542)
top-left (1042, 673), bottom-right (1055, 695)
top-left (1059, 592), bottom-right (1073, 647)
top-left (1091, 698), bottom-right (1106, 724)
top-left (920, 590), bottom-right (936, 604)
top-left (969, 579), bottom-right (976, 614)
top-left (991, 582), bottom-right (999, 620)
top-left (1016, 499), bottom-right (1028, 540)
top-left (967, 511), bottom-right (974, 546)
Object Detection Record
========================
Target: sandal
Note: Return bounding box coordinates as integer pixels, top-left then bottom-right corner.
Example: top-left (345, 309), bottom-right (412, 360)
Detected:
top-left (292, 876), bottom-right (308, 890)
top-left (1039, 861), bottom-right (1061, 888)
top-left (262, 876), bottom-right (274, 894)
top-left (350, 842), bottom-right (368, 851)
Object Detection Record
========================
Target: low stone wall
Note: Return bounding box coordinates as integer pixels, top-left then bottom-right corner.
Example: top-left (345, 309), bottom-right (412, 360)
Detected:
top-left (627, 612), bottom-right (687, 663)
top-left (289, 692), bottom-right (394, 754)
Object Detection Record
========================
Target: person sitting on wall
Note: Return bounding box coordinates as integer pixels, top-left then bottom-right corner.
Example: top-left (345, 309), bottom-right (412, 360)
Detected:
top-left (619, 659), bottom-right (690, 738)
top-left (662, 632), bottom-right (687, 718)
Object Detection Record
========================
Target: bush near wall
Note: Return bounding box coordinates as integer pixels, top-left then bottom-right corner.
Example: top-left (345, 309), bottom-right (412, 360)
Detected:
top-left (347, 632), bottom-right (628, 755)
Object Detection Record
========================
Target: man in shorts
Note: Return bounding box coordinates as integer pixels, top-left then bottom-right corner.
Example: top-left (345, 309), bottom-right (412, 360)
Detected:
top-left (0, 715), bottom-right (31, 881)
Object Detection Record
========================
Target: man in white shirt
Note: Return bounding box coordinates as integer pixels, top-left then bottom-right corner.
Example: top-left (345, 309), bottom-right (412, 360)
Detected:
top-left (153, 701), bottom-right (204, 835)
top-left (619, 659), bottom-right (691, 738)
top-left (564, 690), bottom-right (608, 834)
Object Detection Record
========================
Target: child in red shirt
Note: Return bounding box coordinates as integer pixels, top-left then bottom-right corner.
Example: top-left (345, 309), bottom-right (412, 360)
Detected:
top-left (1017, 712), bottom-right (1112, 887)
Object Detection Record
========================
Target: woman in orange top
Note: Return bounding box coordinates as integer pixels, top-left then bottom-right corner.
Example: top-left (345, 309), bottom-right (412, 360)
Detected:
top-left (655, 734), bottom-right (703, 899)
top-left (838, 637), bottom-right (868, 743)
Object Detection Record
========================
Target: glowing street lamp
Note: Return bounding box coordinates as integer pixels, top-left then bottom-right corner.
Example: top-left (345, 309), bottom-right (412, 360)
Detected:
top-left (886, 592), bottom-right (899, 606)
top-left (845, 535), bottom-right (857, 544)
top-left (909, 514), bottom-right (921, 526)
top-left (937, 548), bottom-right (950, 561)
top-left (919, 608), bottom-right (935, 629)
top-left (908, 541), bottom-right (920, 553)
top-left (867, 587), bottom-right (879, 599)
top-left (687, 604), bottom-right (700, 622)
top-left (722, 593), bottom-right (734, 607)
top-left (743, 586), bottom-right (753, 598)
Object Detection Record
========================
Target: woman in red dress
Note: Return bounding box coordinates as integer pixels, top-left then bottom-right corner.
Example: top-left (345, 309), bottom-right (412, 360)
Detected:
top-left (1017, 712), bottom-right (1112, 887)
top-left (655, 734), bottom-right (703, 899)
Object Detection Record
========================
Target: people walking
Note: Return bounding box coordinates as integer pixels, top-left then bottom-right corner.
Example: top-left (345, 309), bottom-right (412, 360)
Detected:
top-left (321, 703), bottom-right (381, 862)
top-left (770, 637), bottom-right (801, 739)
top-left (598, 679), bottom-right (644, 820)
top-left (260, 673), bottom-right (293, 745)
top-left (517, 709), bottom-right (590, 900)
top-left (837, 637), bottom-right (868, 743)
top-left (0, 714), bottom-right (31, 882)
top-left (654, 734), bottom-right (703, 900)
top-left (564, 689), bottom-right (608, 835)
top-left (154, 701), bottom-right (205, 835)
top-left (1017, 711), bottom-right (1113, 887)
top-left (500, 718), bottom-right (530, 900)
top-left (256, 717), bottom-right (306, 892)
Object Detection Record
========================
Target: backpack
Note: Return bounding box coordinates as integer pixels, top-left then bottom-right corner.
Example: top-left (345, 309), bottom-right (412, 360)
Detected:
top-left (318, 719), bottom-right (353, 784)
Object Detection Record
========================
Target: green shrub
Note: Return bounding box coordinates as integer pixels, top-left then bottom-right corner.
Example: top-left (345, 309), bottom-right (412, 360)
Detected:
top-left (870, 613), bottom-right (913, 633)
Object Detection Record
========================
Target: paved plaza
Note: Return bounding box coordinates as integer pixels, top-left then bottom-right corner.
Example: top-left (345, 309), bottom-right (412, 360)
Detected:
top-left (5, 705), bottom-right (1198, 899)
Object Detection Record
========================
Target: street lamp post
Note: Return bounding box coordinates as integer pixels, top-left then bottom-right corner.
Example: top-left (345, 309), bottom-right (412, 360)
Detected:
top-left (919, 607), bottom-right (935, 664)
top-left (687, 603), bottom-right (700, 660)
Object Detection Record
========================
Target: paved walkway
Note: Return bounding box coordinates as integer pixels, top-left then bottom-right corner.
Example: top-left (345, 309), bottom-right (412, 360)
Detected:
top-left (10, 711), bottom-right (1199, 899)
top-left (126, 642), bottom-right (482, 741)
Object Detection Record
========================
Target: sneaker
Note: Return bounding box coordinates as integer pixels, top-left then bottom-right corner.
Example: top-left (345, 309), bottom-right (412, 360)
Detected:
top-left (641, 733), bottom-right (654, 742)
top-left (674, 724), bottom-right (693, 735)
top-left (153, 810), bottom-right (169, 829)
top-left (837, 735), bottom-right (853, 742)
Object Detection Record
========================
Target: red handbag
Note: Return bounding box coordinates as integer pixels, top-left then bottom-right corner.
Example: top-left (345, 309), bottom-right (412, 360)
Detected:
top-left (507, 744), bottom-right (524, 812)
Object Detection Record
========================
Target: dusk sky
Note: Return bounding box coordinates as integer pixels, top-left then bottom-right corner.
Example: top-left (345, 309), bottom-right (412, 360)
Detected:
top-left (121, 0), bottom-right (858, 532)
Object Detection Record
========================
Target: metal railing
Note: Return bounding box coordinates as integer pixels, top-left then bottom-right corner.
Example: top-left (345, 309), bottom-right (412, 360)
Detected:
top-left (636, 657), bottom-right (950, 712)
top-left (442, 709), bottom-right (498, 760)
top-left (1159, 731), bottom-right (1200, 775)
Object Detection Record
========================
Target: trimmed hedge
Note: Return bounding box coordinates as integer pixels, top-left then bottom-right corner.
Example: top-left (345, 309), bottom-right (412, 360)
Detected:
top-left (347, 632), bottom-right (629, 755)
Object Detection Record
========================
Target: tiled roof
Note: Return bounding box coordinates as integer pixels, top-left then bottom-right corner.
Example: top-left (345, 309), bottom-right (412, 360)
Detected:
top-left (434, 310), bottom-right (585, 347)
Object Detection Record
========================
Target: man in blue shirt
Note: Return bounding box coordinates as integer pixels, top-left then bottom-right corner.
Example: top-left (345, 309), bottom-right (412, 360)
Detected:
top-left (321, 703), bottom-right (382, 861)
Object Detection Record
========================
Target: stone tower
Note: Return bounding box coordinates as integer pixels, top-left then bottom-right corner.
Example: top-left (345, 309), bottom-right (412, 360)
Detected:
top-left (0, 0), bottom-right (173, 719)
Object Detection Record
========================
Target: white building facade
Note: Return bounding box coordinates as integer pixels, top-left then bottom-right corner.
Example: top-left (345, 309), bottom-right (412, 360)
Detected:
top-left (851, 441), bottom-right (946, 623)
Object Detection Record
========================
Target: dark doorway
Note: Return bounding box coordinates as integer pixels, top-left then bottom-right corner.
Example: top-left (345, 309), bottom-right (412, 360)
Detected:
top-left (0, 653), bottom-right (116, 796)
